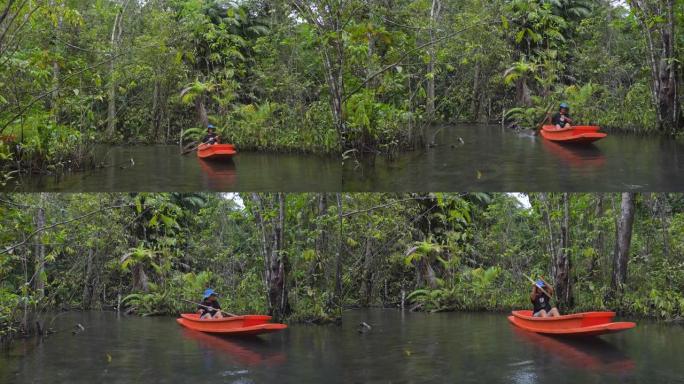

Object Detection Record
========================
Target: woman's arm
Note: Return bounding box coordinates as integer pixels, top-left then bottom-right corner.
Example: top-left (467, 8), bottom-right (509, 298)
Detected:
top-left (539, 277), bottom-right (554, 296)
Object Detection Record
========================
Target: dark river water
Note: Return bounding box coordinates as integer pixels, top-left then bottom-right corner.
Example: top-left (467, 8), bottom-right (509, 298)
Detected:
top-left (1, 310), bottom-right (682, 383)
top-left (343, 125), bottom-right (684, 191)
top-left (4, 146), bottom-right (341, 192)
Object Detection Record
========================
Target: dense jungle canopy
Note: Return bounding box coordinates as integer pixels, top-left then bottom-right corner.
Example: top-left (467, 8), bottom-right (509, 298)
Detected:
top-left (1, 0), bottom-right (683, 171)
top-left (331, 0), bottom-right (683, 155)
top-left (1, 192), bottom-right (683, 347)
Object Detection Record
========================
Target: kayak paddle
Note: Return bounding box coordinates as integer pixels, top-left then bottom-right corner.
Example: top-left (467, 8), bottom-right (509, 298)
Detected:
top-left (182, 299), bottom-right (237, 317)
top-left (181, 141), bottom-right (200, 155)
top-left (535, 103), bottom-right (554, 132)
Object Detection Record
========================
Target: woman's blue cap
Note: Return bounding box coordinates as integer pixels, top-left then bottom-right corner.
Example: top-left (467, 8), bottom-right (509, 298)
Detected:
top-left (535, 280), bottom-right (545, 288)
top-left (203, 288), bottom-right (217, 298)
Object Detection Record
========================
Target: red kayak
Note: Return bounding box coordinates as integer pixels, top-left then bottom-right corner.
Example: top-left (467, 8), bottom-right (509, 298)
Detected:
top-left (541, 125), bottom-right (607, 144)
top-left (508, 310), bottom-right (636, 336)
top-left (176, 314), bottom-right (287, 336)
top-left (197, 143), bottom-right (237, 161)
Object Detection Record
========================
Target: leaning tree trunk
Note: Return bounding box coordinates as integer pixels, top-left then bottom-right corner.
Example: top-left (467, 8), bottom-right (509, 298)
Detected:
top-left (611, 193), bottom-right (636, 298)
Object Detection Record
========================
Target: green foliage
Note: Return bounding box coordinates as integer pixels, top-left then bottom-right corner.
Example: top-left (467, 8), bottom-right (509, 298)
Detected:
top-left (504, 105), bottom-right (546, 128)
top-left (407, 266), bottom-right (508, 312)
top-left (0, 0), bottom-right (339, 181)
top-left (0, 290), bottom-right (20, 340)
top-left (2, 192), bottom-right (684, 346)
top-left (181, 127), bottom-right (206, 143)
top-left (345, 90), bottom-right (412, 154)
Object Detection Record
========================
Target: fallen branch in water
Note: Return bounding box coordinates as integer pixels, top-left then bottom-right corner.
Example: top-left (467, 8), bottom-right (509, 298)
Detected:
top-left (358, 322), bottom-right (372, 334)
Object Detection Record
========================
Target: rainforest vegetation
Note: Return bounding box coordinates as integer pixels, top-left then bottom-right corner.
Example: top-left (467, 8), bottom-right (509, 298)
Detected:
top-left (0, 0), bottom-right (341, 184)
top-left (1, 0), bottom-right (683, 177)
top-left (331, 0), bottom-right (684, 156)
top-left (1, 192), bottom-right (683, 348)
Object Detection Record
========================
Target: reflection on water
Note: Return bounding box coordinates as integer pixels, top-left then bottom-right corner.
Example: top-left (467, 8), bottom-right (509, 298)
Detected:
top-left (343, 124), bottom-right (684, 191)
top-left (180, 328), bottom-right (286, 367)
top-left (198, 159), bottom-right (238, 190)
top-left (4, 145), bottom-right (342, 192)
top-left (510, 325), bottom-right (634, 374)
top-left (540, 140), bottom-right (607, 168)
top-left (1, 310), bottom-right (682, 383)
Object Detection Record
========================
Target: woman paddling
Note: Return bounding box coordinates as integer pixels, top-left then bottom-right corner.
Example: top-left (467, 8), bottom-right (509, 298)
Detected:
top-left (531, 278), bottom-right (560, 318)
top-left (202, 125), bottom-right (220, 145)
top-left (551, 103), bottom-right (573, 130)
top-left (198, 289), bottom-right (223, 319)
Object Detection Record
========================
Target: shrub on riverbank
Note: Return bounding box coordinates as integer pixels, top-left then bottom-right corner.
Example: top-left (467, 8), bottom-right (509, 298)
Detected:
top-left (2, 120), bottom-right (95, 177)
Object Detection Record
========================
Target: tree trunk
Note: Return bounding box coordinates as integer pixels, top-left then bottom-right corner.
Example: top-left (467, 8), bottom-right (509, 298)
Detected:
top-left (152, 80), bottom-right (161, 141)
top-left (312, 194), bottom-right (328, 287)
top-left (50, 0), bottom-right (62, 123)
top-left (426, 0), bottom-right (441, 118)
top-left (106, 12), bottom-right (121, 140)
top-left (321, 47), bottom-right (345, 148)
top-left (361, 223), bottom-right (373, 306)
top-left (655, 193), bottom-right (670, 260)
top-left (195, 94), bottom-right (209, 128)
top-left (611, 193), bottom-right (636, 297)
top-left (292, 1), bottom-right (346, 149)
top-left (419, 258), bottom-right (439, 289)
top-left (631, 0), bottom-right (679, 134)
top-left (106, 1), bottom-right (131, 140)
top-left (516, 77), bottom-right (532, 107)
top-left (471, 60), bottom-right (481, 121)
top-left (82, 249), bottom-right (94, 309)
top-left (250, 193), bottom-right (290, 321)
top-left (132, 264), bottom-right (149, 292)
top-left (33, 195), bottom-right (46, 299)
top-left (535, 193), bottom-right (556, 259)
top-left (335, 193), bottom-right (344, 316)
top-left (552, 193), bottom-right (573, 309)
top-left (588, 194), bottom-right (605, 276)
